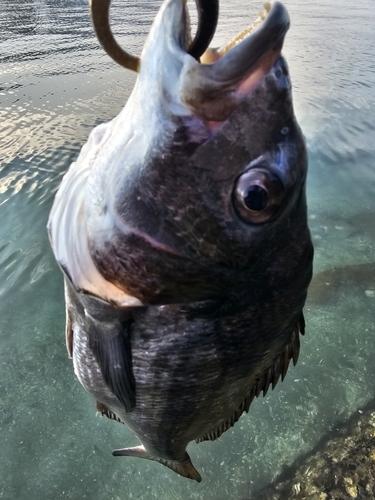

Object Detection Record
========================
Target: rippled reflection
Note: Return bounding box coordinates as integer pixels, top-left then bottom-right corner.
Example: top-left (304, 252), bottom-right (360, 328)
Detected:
top-left (0, 0), bottom-right (374, 498)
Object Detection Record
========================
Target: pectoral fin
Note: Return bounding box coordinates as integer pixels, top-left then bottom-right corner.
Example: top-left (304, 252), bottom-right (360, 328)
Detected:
top-left (113, 445), bottom-right (202, 482)
top-left (86, 312), bottom-right (136, 412)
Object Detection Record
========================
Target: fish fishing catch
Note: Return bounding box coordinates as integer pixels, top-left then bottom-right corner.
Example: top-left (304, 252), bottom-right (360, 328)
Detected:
top-left (47, 0), bottom-right (313, 483)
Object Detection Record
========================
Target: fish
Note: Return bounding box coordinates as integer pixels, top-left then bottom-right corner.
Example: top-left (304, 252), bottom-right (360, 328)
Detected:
top-left (47, 0), bottom-right (313, 483)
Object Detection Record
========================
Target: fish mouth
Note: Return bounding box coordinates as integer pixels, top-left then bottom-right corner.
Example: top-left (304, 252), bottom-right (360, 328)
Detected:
top-left (178, 1), bottom-right (290, 121)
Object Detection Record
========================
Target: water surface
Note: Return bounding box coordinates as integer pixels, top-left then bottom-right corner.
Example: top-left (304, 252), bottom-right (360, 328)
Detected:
top-left (1, 0), bottom-right (374, 498)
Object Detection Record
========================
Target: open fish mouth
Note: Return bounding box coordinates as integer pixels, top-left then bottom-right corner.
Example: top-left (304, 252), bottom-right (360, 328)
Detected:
top-left (91, 0), bottom-right (290, 121)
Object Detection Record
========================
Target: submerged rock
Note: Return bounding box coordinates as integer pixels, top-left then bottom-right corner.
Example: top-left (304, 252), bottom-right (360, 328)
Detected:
top-left (255, 401), bottom-right (375, 499)
top-left (308, 263), bottom-right (375, 306)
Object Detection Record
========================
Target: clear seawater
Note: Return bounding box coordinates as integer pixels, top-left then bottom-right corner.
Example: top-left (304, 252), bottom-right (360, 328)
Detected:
top-left (0, 0), bottom-right (374, 498)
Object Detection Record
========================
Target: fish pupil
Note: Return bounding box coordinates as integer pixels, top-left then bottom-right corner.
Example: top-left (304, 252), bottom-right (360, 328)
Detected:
top-left (243, 185), bottom-right (269, 211)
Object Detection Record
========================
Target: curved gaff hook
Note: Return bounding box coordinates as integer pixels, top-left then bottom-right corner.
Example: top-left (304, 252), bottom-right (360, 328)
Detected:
top-left (90, 0), bottom-right (219, 72)
top-left (188, 0), bottom-right (219, 60)
top-left (90, 0), bottom-right (140, 72)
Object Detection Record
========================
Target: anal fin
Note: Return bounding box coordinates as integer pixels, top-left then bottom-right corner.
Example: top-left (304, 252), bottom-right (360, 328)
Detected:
top-left (112, 445), bottom-right (202, 482)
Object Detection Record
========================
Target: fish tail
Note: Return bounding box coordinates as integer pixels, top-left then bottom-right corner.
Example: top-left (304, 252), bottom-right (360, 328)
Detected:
top-left (112, 445), bottom-right (202, 482)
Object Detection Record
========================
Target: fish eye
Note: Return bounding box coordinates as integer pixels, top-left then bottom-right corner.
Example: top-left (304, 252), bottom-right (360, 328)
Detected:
top-left (233, 168), bottom-right (284, 223)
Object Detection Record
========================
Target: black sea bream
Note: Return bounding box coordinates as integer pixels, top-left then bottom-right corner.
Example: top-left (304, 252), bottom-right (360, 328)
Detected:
top-left (48, 0), bottom-right (313, 482)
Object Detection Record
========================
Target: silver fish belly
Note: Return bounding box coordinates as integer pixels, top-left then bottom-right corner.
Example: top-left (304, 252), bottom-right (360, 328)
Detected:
top-left (48, 0), bottom-right (313, 482)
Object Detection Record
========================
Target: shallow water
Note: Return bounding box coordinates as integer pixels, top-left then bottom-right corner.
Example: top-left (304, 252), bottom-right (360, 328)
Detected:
top-left (0, 0), bottom-right (374, 498)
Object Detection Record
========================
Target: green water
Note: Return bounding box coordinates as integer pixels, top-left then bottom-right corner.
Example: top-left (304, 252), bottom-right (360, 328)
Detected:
top-left (1, 0), bottom-right (374, 498)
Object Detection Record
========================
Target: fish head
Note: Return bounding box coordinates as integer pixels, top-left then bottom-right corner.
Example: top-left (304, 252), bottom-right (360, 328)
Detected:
top-left (48, 0), bottom-right (311, 306)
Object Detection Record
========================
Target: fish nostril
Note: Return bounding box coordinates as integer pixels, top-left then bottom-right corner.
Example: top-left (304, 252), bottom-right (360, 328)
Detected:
top-left (275, 68), bottom-right (283, 78)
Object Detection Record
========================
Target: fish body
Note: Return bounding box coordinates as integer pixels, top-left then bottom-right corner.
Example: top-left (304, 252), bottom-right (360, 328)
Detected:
top-left (48, 0), bottom-right (313, 482)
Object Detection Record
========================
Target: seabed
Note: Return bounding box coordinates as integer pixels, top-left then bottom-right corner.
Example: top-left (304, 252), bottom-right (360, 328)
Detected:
top-left (256, 400), bottom-right (375, 499)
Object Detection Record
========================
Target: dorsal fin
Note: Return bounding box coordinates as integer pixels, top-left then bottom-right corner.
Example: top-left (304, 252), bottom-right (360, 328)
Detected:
top-left (196, 318), bottom-right (303, 444)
